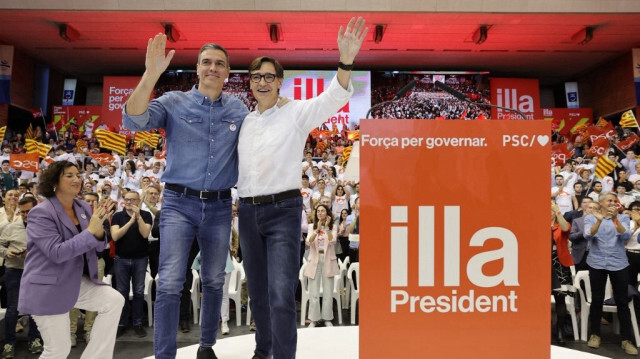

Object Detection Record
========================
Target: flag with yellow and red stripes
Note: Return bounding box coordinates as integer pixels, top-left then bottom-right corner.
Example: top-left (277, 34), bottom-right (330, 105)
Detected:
top-left (595, 155), bottom-right (616, 179)
top-left (25, 138), bottom-right (52, 158)
top-left (95, 129), bottom-right (127, 155)
top-left (620, 110), bottom-right (638, 128)
top-left (134, 131), bottom-right (160, 149)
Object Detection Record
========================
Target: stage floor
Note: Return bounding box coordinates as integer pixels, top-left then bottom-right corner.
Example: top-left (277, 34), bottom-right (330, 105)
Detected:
top-left (142, 326), bottom-right (609, 359)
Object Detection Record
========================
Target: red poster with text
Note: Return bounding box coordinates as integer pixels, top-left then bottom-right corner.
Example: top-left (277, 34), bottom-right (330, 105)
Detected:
top-left (360, 120), bottom-right (550, 358)
top-left (102, 76), bottom-right (141, 135)
top-left (490, 78), bottom-right (541, 120)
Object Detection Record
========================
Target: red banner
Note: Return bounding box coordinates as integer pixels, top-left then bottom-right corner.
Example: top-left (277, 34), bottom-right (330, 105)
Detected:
top-left (52, 105), bottom-right (102, 138)
top-left (543, 108), bottom-right (593, 139)
top-left (551, 143), bottom-right (574, 166)
top-left (586, 137), bottom-right (610, 157)
top-left (490, 78), bottom-right (541, 120)
top-left (10, 153), bottom-right (39, 172)
top-left (617, 134), bottom-right (640, 151)
top-left (102, 76), bottom-right (141, 136)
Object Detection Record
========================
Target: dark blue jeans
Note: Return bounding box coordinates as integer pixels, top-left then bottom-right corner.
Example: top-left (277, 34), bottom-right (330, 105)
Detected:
top-left (239, 195), bottom-right (302, 359)
top-left (154, 189), bottom-right (232, 359)
top-left (114, 256), bottom-right (148, 327)
top-left (5, 268), bottom-right (40, 343)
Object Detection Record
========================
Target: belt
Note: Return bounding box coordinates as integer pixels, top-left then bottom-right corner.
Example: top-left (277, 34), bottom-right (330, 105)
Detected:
top-left (628, 249), bottom-right (640, 254)
top-left (165, 183), bottom-right (231, 200)
top-left (318, 250), bottom-right (325, 254)
top-left (240, 189), bottom-right (300, 205)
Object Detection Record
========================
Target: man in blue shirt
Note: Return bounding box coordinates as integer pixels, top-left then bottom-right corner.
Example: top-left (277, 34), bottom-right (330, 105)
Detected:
top-left (123, 34), bottom-right (248, 359)
top-left (584, 191), bottom-right (638, 355)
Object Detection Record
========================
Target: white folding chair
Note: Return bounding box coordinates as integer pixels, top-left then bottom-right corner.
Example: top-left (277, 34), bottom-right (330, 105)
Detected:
top-left (229, 258), bottom-right (245, 326)
top-left (190, 269), bottom-right (201, 325)
top-left (574, 270), bottom-right (640, 346)
top-left (299, 263), bottom-right (310, 326)
top-left (347, 262), bottom-right (359, 325)
top-left (339, 257), bottom-right (351, 308)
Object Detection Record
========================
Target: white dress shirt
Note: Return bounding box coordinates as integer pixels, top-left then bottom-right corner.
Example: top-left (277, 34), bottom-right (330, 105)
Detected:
top-left (237, 76), bottom-right (353, 197)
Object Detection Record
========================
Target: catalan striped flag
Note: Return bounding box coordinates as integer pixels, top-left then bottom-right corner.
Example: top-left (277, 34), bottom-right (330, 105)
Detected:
top-left (25, 123), bottom-right (36, 140)
top-left (595, 117), bottom-right (609, 127)
top-left (76, 139), bottom-right (87, 152)
top-left (346, 131), bottom-right (360, 141)
top-left (0, 126), bottom-right (6, 143)
top-left (594, 155), bottom-right (616, 179)
top-left (342, 146), bottom-right (353, 163)
top-left (95, 129), bottom-right (127, 155)
top-left (25, 138), bottom-right (52, 158)
top-left (620, 110), bottom-right (639, 128)
top-left (134, 131), bottom-right (160, 149)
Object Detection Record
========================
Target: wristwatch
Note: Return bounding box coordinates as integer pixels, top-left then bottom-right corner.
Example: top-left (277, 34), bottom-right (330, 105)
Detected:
top-left (338, 62), bottom-right (354, 71)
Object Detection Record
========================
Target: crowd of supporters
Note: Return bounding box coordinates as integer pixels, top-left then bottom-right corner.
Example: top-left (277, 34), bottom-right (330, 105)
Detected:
top-left (0, 118), bottom-right (360, 356)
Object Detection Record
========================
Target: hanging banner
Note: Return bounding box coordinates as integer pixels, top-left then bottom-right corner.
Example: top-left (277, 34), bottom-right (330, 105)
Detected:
top-left (62, 78), bottom-right (77, 106)
top-left (102, 76), bottom-right (140, 135)
top-left (490, 78), bottom-right (541, 120)
top-left (0, 45), bottom-right (14, 104)
top-left (52, 105), bottom-right (102, 138)
top-left (360, 119), bottom-right (550, 358)
top-left (281, 70), bottom-right (370, 131)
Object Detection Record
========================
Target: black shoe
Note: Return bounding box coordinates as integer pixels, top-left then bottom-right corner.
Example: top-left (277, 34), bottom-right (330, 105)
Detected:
top-left (133, 324), bottom-right (147, 338)
top-left (180, 320), bottom-right (191, 333)
top-left (116, 326), bottom-right (127, 338)
top-left (197, 346), bottom-right (218, 359)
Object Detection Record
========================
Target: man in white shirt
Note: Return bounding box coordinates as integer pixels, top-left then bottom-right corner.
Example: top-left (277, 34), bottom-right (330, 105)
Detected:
top-left (300, 175), bottom-right (313, 215)
top-left (54, 147), bottom-right (76, 163)
top-left (317, 152), bottom-right (333, 177)
top-left (235, 17), bottom-right (366, 359)
top-left (147, 149), bottom-right (167, 170)
top-left (301, 152), bottom-right (316, 178)
top-left (143, 162), bottom-right (163, 184)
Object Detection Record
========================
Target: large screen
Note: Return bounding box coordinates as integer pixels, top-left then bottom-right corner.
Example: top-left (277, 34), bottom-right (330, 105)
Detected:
top-left (371, 71), bottom-right (491, 120)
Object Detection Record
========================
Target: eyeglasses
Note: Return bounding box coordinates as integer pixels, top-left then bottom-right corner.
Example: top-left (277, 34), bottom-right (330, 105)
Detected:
top-left (250, 73), bottom-right (277, 83)
top-left (124, 198), bottom-right (139, 203)
top-left (632, 208), bottom-right (640, 212)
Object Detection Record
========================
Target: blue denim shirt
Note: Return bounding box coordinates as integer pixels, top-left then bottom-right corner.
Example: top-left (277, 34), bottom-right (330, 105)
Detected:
top-left (584, 214), bottom-right (631, 271)
top-left (122, 86), bottom-right (249, 191)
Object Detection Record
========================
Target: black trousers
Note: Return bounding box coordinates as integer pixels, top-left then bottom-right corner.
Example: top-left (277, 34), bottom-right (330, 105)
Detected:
top-left (588, 266), bottom-right (633, 341)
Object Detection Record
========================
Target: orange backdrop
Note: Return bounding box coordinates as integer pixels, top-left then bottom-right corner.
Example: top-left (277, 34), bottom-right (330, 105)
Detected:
top-left (360, 119), bottom-right (551, 358)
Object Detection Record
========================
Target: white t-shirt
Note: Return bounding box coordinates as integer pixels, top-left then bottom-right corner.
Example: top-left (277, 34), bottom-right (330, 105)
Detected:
top-left (300, 187), bottom-right (313, 213)
top-left (553, 189), bottom-right (573, 214)
top-left (301, 161), bottom-right (317, 178)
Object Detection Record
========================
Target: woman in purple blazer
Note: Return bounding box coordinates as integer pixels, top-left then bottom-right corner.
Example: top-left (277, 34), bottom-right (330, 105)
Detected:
top-left (18, 161), bottom-right (123, 359)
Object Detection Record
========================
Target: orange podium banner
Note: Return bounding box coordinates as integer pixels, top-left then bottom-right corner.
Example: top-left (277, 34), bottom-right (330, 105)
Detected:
top-left (359, 120), bottom-right (551, 358)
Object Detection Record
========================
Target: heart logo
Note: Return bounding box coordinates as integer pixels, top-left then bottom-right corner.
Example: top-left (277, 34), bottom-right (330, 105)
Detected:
top-left (537, 135), bottom-right (549, 146)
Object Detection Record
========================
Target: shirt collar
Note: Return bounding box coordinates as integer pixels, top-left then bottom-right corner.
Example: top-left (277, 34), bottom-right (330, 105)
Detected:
top-left (190, 85), bottom-right (225, 105)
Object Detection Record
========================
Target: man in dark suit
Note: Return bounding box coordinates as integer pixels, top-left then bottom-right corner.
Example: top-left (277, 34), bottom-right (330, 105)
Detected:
top-left (569, 197), bottom-right (595, 271)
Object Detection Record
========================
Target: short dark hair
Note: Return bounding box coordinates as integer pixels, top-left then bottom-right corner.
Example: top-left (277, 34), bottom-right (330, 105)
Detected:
top-left (630, 201), bottom-right (640, 210)
top-left (38, 161), bottom-right (78, 198)
top-left (18, 196), bottom-right (37, 207)
top-left (198, 43), bottom-right (229, 66)
top-left (248, 56), bottom-right (284, 78)
top-left (1, 160), bottom-right (8, 165)
top-left (302, 174), bottom-right (309, 180)
top-left (84, 192), bottom-right (99, 200)
top-left (555, 174), bottom-right (564, 179)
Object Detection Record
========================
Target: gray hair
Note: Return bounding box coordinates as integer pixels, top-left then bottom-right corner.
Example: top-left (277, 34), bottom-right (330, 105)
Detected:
top-left (598, 191), bottom-right (617, 202)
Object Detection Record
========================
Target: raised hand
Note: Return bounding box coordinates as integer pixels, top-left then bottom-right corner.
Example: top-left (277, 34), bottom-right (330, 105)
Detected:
top-left (89, 198), bottom-right (116, 238)
top-left (337, 17), bottom-right (368, 64)
top-left (145, 33), bottom-right (176, 78)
